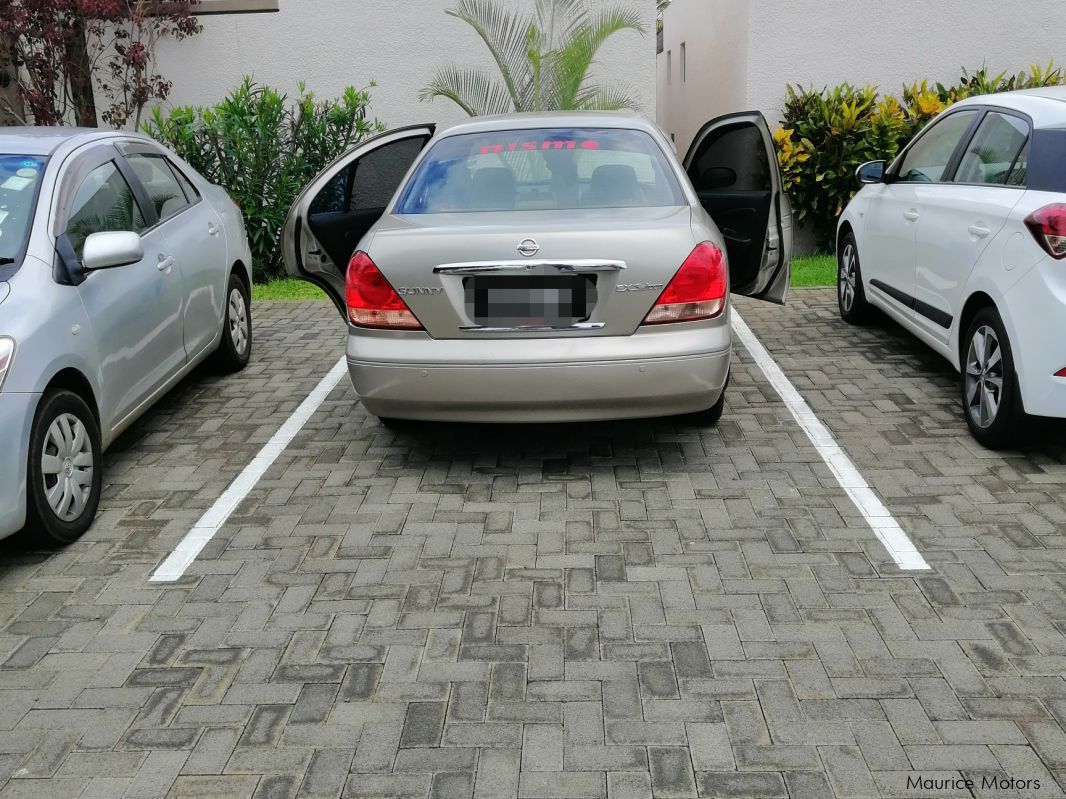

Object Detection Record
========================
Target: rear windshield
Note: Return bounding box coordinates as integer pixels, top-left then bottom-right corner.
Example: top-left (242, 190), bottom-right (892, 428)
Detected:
top-left (395, 127), bottom-right (685, 214)
top-left (0, 154), bottom-right (46, 268)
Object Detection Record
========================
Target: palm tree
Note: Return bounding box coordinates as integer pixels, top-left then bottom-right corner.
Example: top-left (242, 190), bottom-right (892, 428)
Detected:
top-left (420, 0), bottom-right (647, 116)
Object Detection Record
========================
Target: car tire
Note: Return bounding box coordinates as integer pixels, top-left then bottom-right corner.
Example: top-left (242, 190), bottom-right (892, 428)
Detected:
top-left (212, 271), bottom-right (252, 373)
top-left (838, 232), bottom-right (872, 324)
top-left (25, 389), bottom-right (103, 546)
top-left (686, 375), bottom-right (728, 427)
top-left (962, 307), bottom-right (1027, 450)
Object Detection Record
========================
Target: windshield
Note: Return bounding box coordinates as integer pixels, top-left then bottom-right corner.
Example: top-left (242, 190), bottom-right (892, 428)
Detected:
top-left (395, 127), bottom-right (685, 214)
top-left (0, 154), bottom-right (46, 267)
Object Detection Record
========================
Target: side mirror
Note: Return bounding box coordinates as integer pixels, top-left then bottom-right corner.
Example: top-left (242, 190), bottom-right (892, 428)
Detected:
top-left (701, 166), bottom-right (737, 190)
top-left (81, 231), bottom-right (143, 271)
top-left (856, 160), bottom-right (887, 185)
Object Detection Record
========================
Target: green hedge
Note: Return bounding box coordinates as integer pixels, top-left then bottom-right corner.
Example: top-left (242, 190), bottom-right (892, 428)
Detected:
top-left (143, 78), bottom-right (384, 280)
top-left (775, 63), bottom-right (1065, 250)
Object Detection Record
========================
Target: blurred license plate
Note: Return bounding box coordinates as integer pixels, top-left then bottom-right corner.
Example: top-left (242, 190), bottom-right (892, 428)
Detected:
top-left (465, 275), bottom-right (597, 328)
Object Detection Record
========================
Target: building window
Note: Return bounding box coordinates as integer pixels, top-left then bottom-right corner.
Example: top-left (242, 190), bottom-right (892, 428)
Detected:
top-left (680, 43), bottom-right (686, 82)
top-left (666, 51), bottom-right (672, 85)
top-left (192, 0), bottom-right (279, 14)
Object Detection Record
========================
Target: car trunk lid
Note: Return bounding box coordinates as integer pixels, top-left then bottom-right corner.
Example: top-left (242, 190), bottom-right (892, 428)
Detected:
top-left (366, 206), bottom-right (697, 338)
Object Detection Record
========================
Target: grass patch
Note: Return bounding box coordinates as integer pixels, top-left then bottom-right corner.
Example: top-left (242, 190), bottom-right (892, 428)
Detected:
top-left (792, 253), bottom-right (836, 287)
top-left (253, 254), bottom-right (838, 300)
top-left (252, 279), bottom-right (327, 302)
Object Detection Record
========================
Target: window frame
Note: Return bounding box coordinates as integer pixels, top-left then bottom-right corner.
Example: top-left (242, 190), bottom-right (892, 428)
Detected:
top-left (948, 107), bottom-right (1033, 189)
top-left (887, 108), bottom-right (982, 186)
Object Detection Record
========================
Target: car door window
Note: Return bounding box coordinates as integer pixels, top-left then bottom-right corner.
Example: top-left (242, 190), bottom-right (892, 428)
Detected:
top-left (953, 111), bottom-right (1030, 187)
top-left (897, 111), bottom-right (979, 183)
top-left (687, 123), bottom-right (770, 193)
top-left (65, 162), bottom-right (146, 258)
top-left (126, 153), bottom-right (191, 221)
top-left (352, 137), bottom-right (426, 210)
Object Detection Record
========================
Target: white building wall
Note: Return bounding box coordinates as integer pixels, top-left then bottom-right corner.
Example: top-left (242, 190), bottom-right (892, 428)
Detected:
top-left (659, 0), bottom-right (1066, 155)
top-left (152, 0), bottom-right (657, 130)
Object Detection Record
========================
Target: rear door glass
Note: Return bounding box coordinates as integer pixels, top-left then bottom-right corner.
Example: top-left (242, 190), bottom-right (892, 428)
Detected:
top-left (953, 112), bottom-right (1030, 186)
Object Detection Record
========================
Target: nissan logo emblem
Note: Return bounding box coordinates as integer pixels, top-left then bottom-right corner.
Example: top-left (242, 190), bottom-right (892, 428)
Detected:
top-left (517, 238), bottom-right (540, 257)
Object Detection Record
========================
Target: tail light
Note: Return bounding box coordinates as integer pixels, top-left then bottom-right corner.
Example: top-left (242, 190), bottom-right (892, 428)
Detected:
top-left (345, 251), bottom-right (423, 329)
top-left (1056, 367), bottom-right (1066, 378)
top-left (642, 242), bottom-right (727, 325)
top-left (1024, 204), bottom-right (1066, 259)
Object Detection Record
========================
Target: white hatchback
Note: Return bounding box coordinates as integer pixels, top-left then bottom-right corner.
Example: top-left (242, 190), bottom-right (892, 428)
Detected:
top-left (837, 87), bottom-right (1066, 448)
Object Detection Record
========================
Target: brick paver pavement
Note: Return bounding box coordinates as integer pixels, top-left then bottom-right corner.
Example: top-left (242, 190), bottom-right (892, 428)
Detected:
top-left (1, 289), bottom-right (1064, 798)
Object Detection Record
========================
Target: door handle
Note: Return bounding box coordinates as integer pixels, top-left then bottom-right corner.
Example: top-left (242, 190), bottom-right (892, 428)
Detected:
top-left (207, 222), bottom-right (220, 236)
top-left (157, 255), bottom-right (176, 272)
top-left (968, 224), bottom-right (992, 238)
top-left (903, 210), bottom-right (920, 222)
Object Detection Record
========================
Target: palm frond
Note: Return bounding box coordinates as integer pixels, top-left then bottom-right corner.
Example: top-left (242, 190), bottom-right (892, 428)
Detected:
top-left (419, 66), bottom-right (517, 116)
top-left (573, 81), bottom-right (644, 112)
top-left (445, 0), bottom-right (534, 110)
top-left (550, 5), bottom-right (646, 109)
top-left (425, 0), bottom-right (647, 115)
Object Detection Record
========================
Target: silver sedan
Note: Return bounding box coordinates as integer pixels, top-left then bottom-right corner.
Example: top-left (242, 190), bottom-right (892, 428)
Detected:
top-left (284, 112), bottom-right (791, 424)
top-left (0, 128), bottom-right (252, 545)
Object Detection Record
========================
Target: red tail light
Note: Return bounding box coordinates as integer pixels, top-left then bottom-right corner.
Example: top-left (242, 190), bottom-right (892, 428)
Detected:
top-left (1056, 367), bottom-right (1066, 378)
top-left (1025, 204), bottom-right (1066, 259)
top-left (345, 252), bottom-right (423, 329)
top-left (642, 242), bottom-right (727, 325)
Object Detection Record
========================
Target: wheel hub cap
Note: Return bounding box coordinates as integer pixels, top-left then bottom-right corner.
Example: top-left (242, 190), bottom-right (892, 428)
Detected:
top-left (839, 245), bottom-right (857, 311)
top-left (40, 412), bottom-right (94, 522)
top-left (229, 287), bottom-right (248, 355)
top-left (964, 325), bottom-right (1003, 429)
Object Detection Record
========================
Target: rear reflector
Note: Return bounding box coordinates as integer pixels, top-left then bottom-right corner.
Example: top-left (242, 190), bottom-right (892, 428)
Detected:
top-left (642, 242), bottom-right (727, 325)
top-left (1025, 204), bottom-right (1066, 259)
top-left (346, 251), bottom-right (423, 329)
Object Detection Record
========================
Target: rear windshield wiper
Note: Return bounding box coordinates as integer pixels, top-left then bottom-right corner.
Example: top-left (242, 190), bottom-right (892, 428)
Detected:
top-left (0, 257), bottom-right (15, 265)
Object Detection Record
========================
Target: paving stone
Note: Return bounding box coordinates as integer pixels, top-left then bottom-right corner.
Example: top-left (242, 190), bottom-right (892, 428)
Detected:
top-left (1, 295), bottom-right (1064, 799)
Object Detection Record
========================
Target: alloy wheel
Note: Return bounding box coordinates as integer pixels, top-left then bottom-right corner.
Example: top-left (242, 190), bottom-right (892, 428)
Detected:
top-left (40, 412), bottom-right (94, 522)
top-left (839, 244), bottom-right (857, 312)
top-left (964, 325), bottom-right (1004, 429)
top-left (229, 287), bottom-right (249, 356)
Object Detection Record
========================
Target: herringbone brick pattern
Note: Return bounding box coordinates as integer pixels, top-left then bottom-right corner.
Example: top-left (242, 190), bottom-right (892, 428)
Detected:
top-left (0, 290), bottom-right (1064, 798)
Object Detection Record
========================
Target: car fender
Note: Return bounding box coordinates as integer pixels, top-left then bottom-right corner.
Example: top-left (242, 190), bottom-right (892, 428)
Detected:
top-left (952, 271), bottom-right (1020, 382)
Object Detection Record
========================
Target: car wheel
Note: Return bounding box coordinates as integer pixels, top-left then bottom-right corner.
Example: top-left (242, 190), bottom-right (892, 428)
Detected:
top-left (212, 272), bottom-right (252, 372)
top-left (25, 389), bottom-right (103, 546)
top-left (686, 376), bottom-right (728, 427)
top-left (838, 233), bottom-right (872, 324)
top-left (962, 307), bottom-right (1026, 449)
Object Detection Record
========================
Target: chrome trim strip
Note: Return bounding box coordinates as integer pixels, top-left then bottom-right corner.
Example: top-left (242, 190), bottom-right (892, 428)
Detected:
top-left (458, 322), bottom-right (606, 332)
top-left (434, 260), bottom-right (626, 275)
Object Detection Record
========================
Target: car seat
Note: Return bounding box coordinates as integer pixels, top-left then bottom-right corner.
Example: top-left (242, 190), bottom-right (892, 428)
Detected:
top-left (471, 167), bottom-right (517, 210)
top-left (587, 164), bottom-right (641, 207)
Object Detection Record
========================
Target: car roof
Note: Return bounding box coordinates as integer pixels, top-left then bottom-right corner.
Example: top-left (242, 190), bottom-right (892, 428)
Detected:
top-left (435, 110), bottom-right (659, 138)
top-left (0, 127), bottom-right (156, 157)
top-left (953, 86), bottom-right (1066, 127)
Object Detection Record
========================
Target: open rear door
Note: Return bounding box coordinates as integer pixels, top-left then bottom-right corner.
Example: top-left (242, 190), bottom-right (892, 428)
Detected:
top-left (683, 112), bottom-right (792, 303)
top-left (282, 125), bottom-right (435, 317)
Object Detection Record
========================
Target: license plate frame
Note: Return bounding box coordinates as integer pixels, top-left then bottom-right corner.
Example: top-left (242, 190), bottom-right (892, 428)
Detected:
top-left (464, 274), bottom-right (597, 329)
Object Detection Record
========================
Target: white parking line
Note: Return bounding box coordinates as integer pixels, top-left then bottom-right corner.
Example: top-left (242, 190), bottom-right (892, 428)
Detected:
top-left (149, 357), bottom-right (348, 583)
top-left (731, 310), bottom-right (931, 571)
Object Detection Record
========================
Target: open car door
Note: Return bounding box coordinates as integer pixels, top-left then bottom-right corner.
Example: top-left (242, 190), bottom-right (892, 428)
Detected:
top-left (683, 112), bottom-right (792, 303)
top-left (282, 125), bottom-right (436, 317)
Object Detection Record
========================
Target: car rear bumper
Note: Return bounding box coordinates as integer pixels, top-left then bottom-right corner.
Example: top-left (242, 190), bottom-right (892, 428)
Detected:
top-left (0, 392), bottom-right (38, 540)
top-left (346, 323), bottom-right (732, 422)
